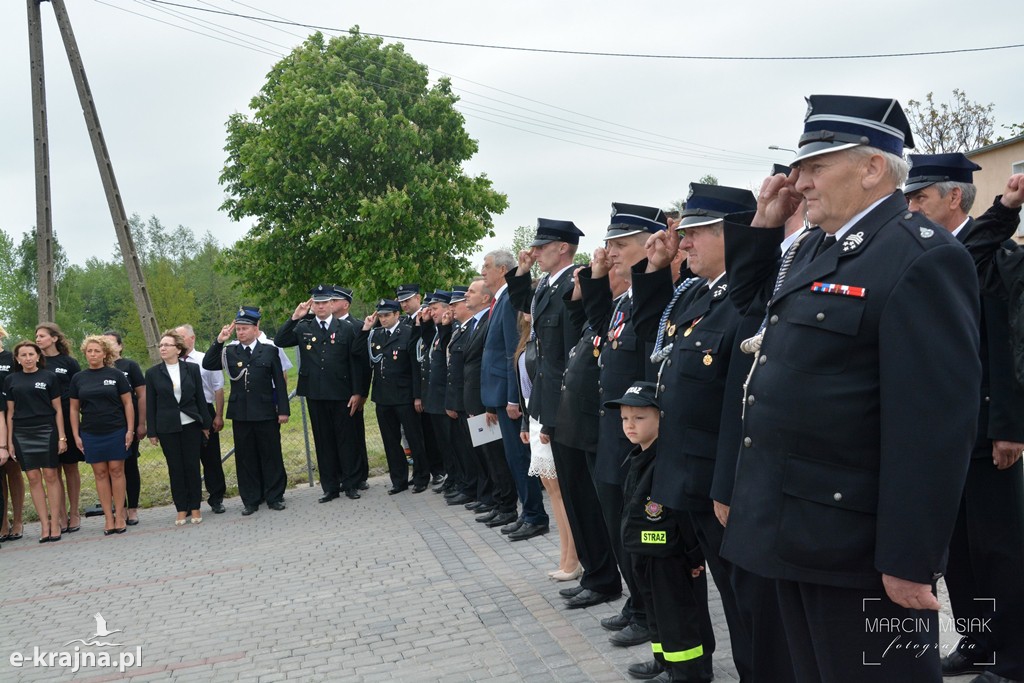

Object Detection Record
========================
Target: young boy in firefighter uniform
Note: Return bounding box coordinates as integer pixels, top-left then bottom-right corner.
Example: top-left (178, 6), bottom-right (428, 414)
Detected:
top-left (607, 381), bottom-right (712, 683)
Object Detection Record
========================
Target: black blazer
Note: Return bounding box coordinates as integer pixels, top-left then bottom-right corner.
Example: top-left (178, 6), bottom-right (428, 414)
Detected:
top-left (462, 314), bottom-right (490, 415)
top-left (275, 316), bottom-right (367, 402)
top-left (506, 267), bottom-right (582, 432)
top-left (145, 361), bottom-right (212, 435)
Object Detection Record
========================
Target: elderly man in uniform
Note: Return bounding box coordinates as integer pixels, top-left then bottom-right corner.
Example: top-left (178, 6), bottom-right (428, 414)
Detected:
top-left (720, 95), bottom-right (981, 682)
top-left (331, 286), bottom-right (370, 491)
top-left (904, 156), bottom-right (1024, 683)
top-left (204, 307), bottom-right (291, 515)
top-left (276, 285), bottom-right (368, 502)
top-left (177, 324), bottom-right (227, 514)
top-left (443, 286), bottom-right (485, 509)
top-left (363, 298), bottom-right (430, 494)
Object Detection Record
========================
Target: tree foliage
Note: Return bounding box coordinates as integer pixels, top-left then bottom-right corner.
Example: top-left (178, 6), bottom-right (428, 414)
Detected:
top-left (0, 217), bottom-right (243, 363)
top-left (219, 30), bottom-right (507, 312)
top-left (904, 90), bottom-right (995, 154)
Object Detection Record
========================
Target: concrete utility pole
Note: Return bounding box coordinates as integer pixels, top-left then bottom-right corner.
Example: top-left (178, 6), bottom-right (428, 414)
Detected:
top-left (27, 0), bottom-right (55, 323)
top-left (28, 0), bottom-right (162, 361)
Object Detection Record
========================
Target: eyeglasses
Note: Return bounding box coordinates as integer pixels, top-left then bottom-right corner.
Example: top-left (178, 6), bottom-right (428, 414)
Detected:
top-left (158, 343), bottom-right (178, 348)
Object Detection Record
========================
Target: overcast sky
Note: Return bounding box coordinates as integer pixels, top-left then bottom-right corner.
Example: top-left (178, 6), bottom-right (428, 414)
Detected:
top-left (2, 0), bottom-right (1022, 269)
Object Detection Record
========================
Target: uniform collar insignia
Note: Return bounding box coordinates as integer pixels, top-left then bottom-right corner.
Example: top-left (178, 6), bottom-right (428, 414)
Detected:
top-left (841, 231), bottom-right (865, 252)
top-left (712, 282), bottom-right (728, 299)
top-left (919, 226), bottom-right (934, 238)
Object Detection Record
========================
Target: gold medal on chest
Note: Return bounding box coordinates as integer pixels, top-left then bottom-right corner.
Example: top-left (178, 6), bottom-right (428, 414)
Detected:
top-left (683, 326), bottom-right (694, 337)
top-left (592, 348), bottom-right (600, 357)
top-left (666, 323), bottom-right (676, 337)
top-left (611, 340), bottom-right (618, 350)
top-left (703, 352), bottom-right (713, 366)
top-left (236, 361), bottom-right (243, 367)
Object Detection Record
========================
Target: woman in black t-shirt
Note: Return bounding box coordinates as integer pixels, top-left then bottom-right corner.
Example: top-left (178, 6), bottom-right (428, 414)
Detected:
top-left (104, 331), bottom-right (147, 526)
top-left (36, 323), bottom-right (82, 534)
top-left (70, 336), bottom-right (134, 536)
top-left (4, 341), bottom-right (68, 542)
top-left (0, 325), bottom-right (26, 544)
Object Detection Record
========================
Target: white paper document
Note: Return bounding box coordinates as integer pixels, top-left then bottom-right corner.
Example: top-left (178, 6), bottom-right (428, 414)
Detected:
top-left (467, 413), bottom-right (503, 447)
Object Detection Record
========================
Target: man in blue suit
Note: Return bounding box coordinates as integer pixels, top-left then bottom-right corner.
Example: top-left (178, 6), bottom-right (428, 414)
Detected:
top-left (480, 249), bottom-right (548, 538)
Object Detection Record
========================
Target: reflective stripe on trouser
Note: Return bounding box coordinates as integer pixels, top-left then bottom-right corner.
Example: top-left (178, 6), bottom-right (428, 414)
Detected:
top-left (652, 642), bottom-right (704, 662)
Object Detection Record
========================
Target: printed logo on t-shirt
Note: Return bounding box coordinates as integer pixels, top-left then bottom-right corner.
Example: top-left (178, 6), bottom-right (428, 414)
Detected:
top-left (35, 382), bottom-right (48, 390)
top-left (103, 379), bottom-right (118, 386)
top-left (54, 367), bottom-right (68, 374)
top-left (0, 364), bottom-right (11, 372)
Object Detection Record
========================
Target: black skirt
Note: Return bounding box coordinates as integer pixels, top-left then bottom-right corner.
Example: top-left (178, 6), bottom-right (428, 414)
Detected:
top-left (12, 421), bottom-right (59, 471)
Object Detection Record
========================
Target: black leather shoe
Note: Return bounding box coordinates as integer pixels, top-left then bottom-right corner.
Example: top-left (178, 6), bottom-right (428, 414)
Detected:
top-left (627, 659), bottom-right (664, 680)
top-left (565, 589), bottom-right (621, 609)
top-left (387, 486), bottom-right (407, 495)
top-left (610, 623), bottom-right (652, 647)
top-left (941, 649), bottom-right (988, 677)
top-left (507, 522), bottom-right (549, 541)
top-left (446, 494), bottom-right (473, 506)
top-left (500, 519), bottom-right (524, 534)
top-left (468, 502), bottom-right (493, 512)
top-left (412, 485), bottom-right (427, 493)
top-left (209, 502), bottom-right (226, 514)
top-left (475, 509), bottom-right (499, 523)
top-left (431, 473), bottom-right (446, 486)
top-left (268, 501), bottom-right (286, 511)
top-left (345, 490), bottom-right (361, 500)
top-left (358, 481), bottom-right (369, 490)
top-left (601, 613), bottom-right (631, 631)
top-left (559, 584), bottom-right (586, 598)
top-left (486, 511), bottom-right (519, 528)
top-left (318, 492), bottom-right (340, 503)
top-left (241, 506), bottom-right (258, 516)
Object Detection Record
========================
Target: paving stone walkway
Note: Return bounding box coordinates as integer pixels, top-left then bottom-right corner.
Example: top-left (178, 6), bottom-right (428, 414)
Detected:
top-left (2, 476), bottom-right (968, 682)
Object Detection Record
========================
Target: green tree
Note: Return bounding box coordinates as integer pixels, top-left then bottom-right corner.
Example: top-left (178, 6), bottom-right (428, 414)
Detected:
top-left (904, 90), bottom-right (995, 154)
top-left (219, 29), bottom-right (508, 311)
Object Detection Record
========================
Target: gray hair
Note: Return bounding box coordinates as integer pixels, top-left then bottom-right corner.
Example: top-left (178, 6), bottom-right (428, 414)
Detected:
top-left (847, 146), bottom-right (910, 187)
top-left (471, 275), bottom-right (492, 298)
top-left (485, 249), bottom-right (515, 273)
top-left (175, 324), bottom-right (196, 336)
top-left (934, 180), bottom-right (977, 213)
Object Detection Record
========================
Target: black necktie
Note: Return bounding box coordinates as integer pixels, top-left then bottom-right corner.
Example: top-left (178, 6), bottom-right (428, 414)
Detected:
top-left (320, 321), bottom-right (328, 334)
top-left (814, 234), bottom-right (837, 259)
top-left (243, 346), bottom-right (252, 360)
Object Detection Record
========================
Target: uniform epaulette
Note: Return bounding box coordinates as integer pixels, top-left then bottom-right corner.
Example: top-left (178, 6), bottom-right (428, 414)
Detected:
top-left (896, 210), bottom-right (948, 251)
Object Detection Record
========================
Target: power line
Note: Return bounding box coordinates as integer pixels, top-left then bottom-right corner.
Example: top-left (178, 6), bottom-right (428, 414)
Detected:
top-left (136, 0), bottom-right (1024, 61)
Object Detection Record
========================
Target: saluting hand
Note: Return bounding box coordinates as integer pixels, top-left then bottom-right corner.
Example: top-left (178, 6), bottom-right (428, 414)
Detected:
top-left (441, 309), bottom-right (453, 325)
top-left (292, 298), bottom-right (314, 320)
top-left (217, 322), bottom-right (235, 343)
top-left (362, 313), bottom-right (377, 331)
top-left (752, 171), bottom-right (804, 228)
top-left (517, 249), bottom-right (536, 276)
top-left (590, 247), bottom-right (610, 278)
top-left (645, 228), bottom-right (679, 272)
top-left (1000, 173), bottom-right (1024, 210)
top-left (570, 266), bottom-right (585, 301)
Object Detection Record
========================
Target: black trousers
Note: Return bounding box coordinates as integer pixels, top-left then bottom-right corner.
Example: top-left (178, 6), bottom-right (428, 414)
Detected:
top-left (428, 412), bottom-right (458, 487)
top-left (352, 407), bottom-right (369, 484)
top-left (124, 449), bottom-right (140, 508)
top-left (307, 398), bottom-right (359, 494)
top-left (159, 422), bottom-right (203, 513)
top-left (376, 403), bottom-right (429, 489)
top-left (550, 441), bottom-right (621, 595)
top-left (776, 579), bottom-right (940, 683)
top-left (691, 507), bottom-right (795, 682)
top-left (945, 456), bottom-right (1024, 678)
top-left (633, 553), bottom-right (713, 681)
top-left (420, 412), bottom-right (444, 477)
top-left (477, 427), bottom-right (516, 513)
top-left (453, 413), bottom-right (483, 499)
top-left (586, 450), bottom-right (647, 627)
top-left (232, 419), bottom-right (287, 507)
top-left (201, 402), bottom-right (226, 505)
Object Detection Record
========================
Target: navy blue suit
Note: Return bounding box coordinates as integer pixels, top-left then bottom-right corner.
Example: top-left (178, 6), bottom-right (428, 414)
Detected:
top-left (481, 288), bottom-right (547, 526)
